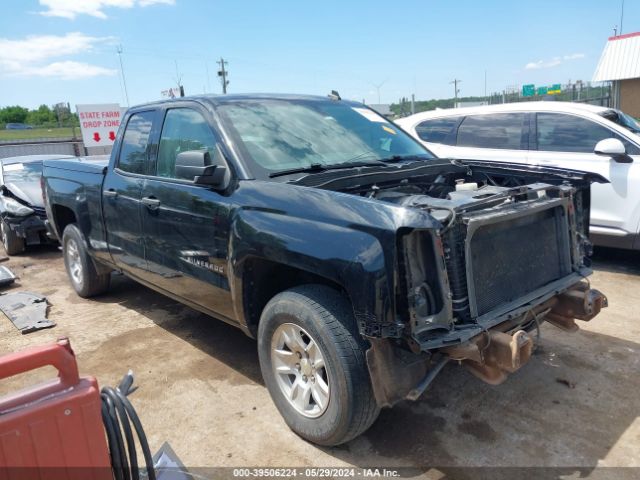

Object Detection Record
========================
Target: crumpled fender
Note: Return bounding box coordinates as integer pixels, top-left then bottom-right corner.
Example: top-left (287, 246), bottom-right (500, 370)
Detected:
top-left (229, 208), bottom-right (394, 336)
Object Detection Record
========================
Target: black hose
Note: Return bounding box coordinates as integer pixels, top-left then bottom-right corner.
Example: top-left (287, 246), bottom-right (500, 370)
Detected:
top-left (100, 379), bottom-right (156, 480)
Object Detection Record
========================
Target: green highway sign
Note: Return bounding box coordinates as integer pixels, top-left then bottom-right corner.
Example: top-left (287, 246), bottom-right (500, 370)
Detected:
top-left (521, 83), bottom-right (563, 96)
top-left (548, 83), bottom-right (562, 94)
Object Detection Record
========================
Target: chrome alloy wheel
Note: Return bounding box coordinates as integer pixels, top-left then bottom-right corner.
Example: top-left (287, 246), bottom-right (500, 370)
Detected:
top-left (271, 322), bottom-right (330, 418)
top-left (66, 238), bottom-right (83, 285)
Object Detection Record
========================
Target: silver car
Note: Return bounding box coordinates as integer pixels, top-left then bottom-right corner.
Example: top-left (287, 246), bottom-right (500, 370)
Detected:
top-left (0, 154), bottom-right (74, 254)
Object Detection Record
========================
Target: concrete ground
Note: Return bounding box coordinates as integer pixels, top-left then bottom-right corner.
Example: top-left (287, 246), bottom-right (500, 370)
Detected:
top-left (0, 245), bottom-right (639, 476)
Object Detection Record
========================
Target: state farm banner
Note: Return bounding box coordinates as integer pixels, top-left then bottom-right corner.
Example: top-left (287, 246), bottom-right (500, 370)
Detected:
top-left (76, 103), bottom-right (121, 147)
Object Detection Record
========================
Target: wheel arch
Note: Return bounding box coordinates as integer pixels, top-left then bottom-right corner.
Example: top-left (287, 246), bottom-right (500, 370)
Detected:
top-left (239, 256), bottom-right (352, 337)
top-left (50, 204), bottom-right (77, 239)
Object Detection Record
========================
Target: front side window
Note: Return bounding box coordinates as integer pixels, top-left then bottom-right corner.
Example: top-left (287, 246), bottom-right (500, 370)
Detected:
top-left (456, 113), bottom-right (525, 150)
top-left (415, 117), bottom-right (462, 145)
top-left (217, 99), bottom-right (432, 176)
top-left (157, 108), bottom-right (219, 179)
top-left (118, 111), bottom-right (154, 174)
top-left (536, 112), bottom-right (640, 154)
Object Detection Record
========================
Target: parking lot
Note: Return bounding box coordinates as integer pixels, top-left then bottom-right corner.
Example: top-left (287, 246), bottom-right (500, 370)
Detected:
top-left (1, 245), bottom-right (639, 474)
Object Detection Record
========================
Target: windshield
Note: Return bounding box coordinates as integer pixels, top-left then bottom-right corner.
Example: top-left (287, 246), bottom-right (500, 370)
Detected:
top-left (1, 161), bottom-right (42, 183)
top-left (600, 109), bottom-right (640, 134)
top-left (217, 98), bottom-right (434, 176)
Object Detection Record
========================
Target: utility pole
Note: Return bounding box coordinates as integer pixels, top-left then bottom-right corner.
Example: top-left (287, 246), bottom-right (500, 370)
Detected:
top-left (450, 79), bottom-right (462, 107)
top-left (620, 0), bottom-right (625, 35)
top-left (174, 60), bottom-right (185, 97)
top-left (484, 70), bottom-right (487, 100)
top-left (117, 45), bottom-right (130, 106)
top-left (68, 102), bottom-right (76, 139)
top-left (217, 58), bottom-right (229, 94)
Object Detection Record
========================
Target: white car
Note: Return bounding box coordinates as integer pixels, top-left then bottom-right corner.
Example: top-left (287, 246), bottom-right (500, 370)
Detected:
top-left (396, 101), bottom-right (640, 250)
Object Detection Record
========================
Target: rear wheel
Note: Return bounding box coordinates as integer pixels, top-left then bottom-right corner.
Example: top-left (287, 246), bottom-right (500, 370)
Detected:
top-left (258, 285), bottom-right (380, 446)
top-left (1, 219), bottom-right (25, 255)
top-left (62, 224), bottom-right (110, 298)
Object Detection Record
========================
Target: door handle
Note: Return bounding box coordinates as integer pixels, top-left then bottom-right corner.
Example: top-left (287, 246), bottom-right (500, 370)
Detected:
top-left (104, 189), bottom-right (118, 199)
top-left (141, 196), bottom-right (161, 210)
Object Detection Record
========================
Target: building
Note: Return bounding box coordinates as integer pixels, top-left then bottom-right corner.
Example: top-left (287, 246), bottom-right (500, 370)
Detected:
top-left (368, 104), bottom-right (391, 116)
top-left (593, 31), bottom-right (640, 117)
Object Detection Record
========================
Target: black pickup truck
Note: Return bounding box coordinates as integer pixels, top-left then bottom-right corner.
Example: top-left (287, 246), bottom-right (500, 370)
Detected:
top-left (43, 94), bottom-right (607, 445)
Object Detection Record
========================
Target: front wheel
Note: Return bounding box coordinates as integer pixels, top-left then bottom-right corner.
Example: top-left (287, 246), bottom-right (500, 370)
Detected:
top-left (258, 285), bottom-right (380, 446)
top-left (1, 219), bottom-right (25, 255)
top-left (62, 224), bottom-right (110, 298)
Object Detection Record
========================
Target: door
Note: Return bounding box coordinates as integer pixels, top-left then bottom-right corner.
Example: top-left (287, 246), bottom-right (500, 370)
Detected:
top-left (527, 112), bottom-right (640, 238)
top-left (103, 110), bottom-right (156, 277)
top-left (140, 107), bottom-right (236, 320)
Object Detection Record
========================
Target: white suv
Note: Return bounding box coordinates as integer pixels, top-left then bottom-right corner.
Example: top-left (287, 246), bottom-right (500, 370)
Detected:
top-left (396, 101), bottom-right (640, 250)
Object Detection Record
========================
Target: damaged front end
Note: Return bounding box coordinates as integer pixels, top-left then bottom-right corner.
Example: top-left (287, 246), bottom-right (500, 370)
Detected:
top-left (366, 167), bottom-right (607, 407)
top-left (0, 188), bottom-right (49, 246)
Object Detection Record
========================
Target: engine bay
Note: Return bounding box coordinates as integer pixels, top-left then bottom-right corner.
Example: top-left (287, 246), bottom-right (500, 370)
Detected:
top-left (370, 179), bottom-right (540, 222)
top-left (292, 159), bottom-right (595, 242)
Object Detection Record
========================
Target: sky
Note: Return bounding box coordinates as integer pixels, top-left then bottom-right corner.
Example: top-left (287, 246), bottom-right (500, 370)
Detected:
top-left (0, 0), bottom-right (638, 109)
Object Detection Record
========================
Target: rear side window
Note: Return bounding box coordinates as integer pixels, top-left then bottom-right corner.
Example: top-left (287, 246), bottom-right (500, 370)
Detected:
top-left (157, 108), bottom-right (219, 179)
top-left (118, 111), bottom-right (155, 174)
top-left (414, 117), bottom-right (462, 145)
top-left (536, 112), bottom-right (640, 154)
top-left (457, 113), bottom-right (526, 150)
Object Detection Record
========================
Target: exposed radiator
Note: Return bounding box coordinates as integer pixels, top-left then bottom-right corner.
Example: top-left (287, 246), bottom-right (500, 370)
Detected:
top-left (466, 203), bottom-right (572, 317)
top-left (442, 199), bottom-right (574, 322)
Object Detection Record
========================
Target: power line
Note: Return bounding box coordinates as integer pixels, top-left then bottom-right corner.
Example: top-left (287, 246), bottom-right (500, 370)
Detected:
top-left (217, 58), bottom-right (229, 94)
top-left (116, 45), bottom-right (130, 107)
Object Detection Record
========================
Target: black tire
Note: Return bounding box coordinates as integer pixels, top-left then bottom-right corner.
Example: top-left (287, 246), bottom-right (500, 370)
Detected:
top-left (1, 219), bottom-right (25, 255)
top-left (62, 224), bottom-right (110, 298)
top-left (258, 284), bottom-right (380, 446)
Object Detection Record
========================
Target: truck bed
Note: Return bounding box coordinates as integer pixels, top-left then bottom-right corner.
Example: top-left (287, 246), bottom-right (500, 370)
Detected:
top-left (42, 155), bottom-right (109, 248)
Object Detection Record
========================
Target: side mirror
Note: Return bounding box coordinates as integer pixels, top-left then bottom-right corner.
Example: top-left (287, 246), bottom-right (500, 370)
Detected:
top-left (594, 138), bottom-right (631, 163)
top-left (194, 164), bottom-right (228, 187)
top-left (175, 147), bottom-right (230, 188)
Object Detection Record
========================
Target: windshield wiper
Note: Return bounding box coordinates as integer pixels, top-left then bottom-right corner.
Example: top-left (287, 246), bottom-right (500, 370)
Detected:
top-left (379, 154), bottom-right (431, 163)
top-left (343, 151), bottom-right (427, 164)
top-left (269, 163), bottom-right (327, 178)
top-left (269, 160), bottom-right (388, 178)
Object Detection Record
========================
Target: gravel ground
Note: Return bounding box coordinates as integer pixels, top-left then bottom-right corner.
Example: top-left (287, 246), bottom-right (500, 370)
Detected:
top-left (0, 245), bottom-right (638, 477)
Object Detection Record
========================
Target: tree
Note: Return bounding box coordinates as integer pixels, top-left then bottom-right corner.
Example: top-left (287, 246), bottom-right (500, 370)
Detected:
top-left (0, 106), bottom-right (29, 124)
top-left (26, 104), bottom-right (56, 126)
